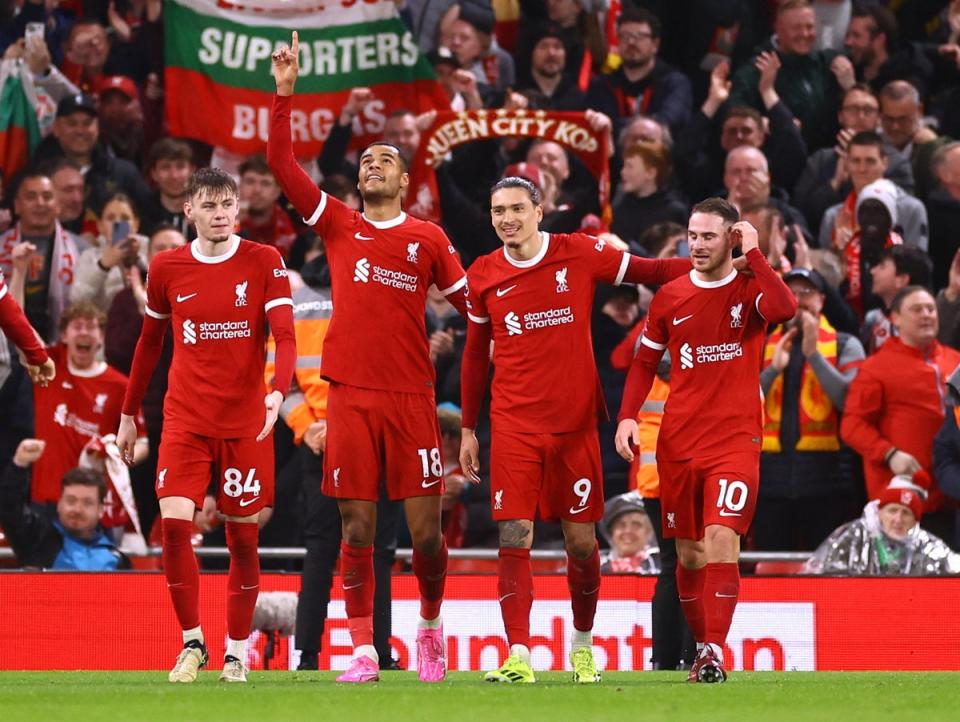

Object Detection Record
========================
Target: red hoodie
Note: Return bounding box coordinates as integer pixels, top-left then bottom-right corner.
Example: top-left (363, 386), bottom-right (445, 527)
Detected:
top-left (841, 337), bottom-right (960, 511)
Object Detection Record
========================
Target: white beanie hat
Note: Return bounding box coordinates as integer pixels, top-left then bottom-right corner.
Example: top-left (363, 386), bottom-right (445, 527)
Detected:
top-left (856, 179), bottom-right (898, 226)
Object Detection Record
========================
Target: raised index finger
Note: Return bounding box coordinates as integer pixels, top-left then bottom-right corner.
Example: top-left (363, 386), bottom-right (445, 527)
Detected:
top-left (291, 31), bottom-right (299, 57)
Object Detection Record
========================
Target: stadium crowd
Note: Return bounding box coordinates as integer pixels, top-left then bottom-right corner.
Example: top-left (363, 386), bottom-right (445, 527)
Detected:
top-left (2, 0), bottom-right (960, 585)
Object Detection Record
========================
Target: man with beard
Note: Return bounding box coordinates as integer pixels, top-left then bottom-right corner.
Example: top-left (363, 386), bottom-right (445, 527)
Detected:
top-left (516, 22), bottom-right (587, 110)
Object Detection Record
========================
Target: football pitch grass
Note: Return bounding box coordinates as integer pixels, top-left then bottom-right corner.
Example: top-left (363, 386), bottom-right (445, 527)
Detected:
top-left (1, 671), bottom-right (958, 722)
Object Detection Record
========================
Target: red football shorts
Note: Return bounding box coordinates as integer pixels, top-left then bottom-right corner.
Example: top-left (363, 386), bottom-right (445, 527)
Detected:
top-left (489, 427), bottom-right (604, 523)
top-left (155, 429), bottom-right (275, 516)
top-left (323, 382), bottom-right (444, 501)
top-left (656, 451), bottom-right (759, 539)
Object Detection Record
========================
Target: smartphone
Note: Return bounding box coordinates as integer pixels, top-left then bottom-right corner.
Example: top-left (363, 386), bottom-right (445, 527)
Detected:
top-left (25, 22), bottom-right (44, 43)
top-left (676, 240), bottom-right (689, 257)
top-left (112, 220), bottom-right (131, 246)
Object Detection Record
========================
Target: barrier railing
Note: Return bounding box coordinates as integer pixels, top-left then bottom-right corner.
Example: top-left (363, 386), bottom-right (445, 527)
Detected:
top-left (0, 547), bottom-right (812, 562)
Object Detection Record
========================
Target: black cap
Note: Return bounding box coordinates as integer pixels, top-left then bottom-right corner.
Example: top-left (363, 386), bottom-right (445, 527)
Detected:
top-left (57, 93), bottom-right (97, 118)
top-left (782, 268), bottom-right (827, 294)
top-left (532, 21), bottom-right (565, 46)
top-left (457, 0), bottom-right (495, 35)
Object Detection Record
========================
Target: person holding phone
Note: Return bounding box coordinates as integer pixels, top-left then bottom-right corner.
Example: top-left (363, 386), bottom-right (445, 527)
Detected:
top-left (71, 193), bottom-right (146, 312)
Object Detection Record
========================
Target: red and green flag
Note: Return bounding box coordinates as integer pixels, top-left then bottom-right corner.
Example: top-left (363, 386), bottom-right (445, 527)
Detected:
top-left (0, 61), bottom-right (41, 186)
top-left (164, 0), bottom-right (448, 157)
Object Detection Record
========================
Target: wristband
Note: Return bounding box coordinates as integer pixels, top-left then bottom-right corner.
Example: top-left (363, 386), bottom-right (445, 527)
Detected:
top-left (97, 259), bottom-right (110, 272)
top-left (883, 447), bottom-right (898, 465)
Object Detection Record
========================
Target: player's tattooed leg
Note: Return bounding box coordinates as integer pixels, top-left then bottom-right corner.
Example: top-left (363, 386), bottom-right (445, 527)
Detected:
top-left (499, 520), bottom-right (533, 548)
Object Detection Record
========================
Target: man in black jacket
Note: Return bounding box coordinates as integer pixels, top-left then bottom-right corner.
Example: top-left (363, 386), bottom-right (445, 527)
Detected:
top-left (0, 438), bottom-right (127, 569)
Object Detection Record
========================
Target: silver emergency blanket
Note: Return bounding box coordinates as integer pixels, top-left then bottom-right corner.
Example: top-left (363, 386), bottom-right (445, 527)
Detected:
top-left (803, 501), bottom-right (960, 576)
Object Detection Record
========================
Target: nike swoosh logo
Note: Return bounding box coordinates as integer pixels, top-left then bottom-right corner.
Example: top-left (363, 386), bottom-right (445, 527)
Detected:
top-left (167, 582), bottom-right (184, 588)
top-left (241, 584), bottom-right (259, 591)
top-left (498, 593), bottom-right (516, 602)
top-left (354, 232), bottom-right (374, 241)
top-left (238, 497), bottom-right (259, 507)
top-left (496, 285), bottom-right (517, 297)
top-left (672, 314), bottom-right (693, 325)
top-left (176, 293), bottom-right (197, 302)
top-left (421, 479), bottom-right (442, 488)
top-left (568, 506), bottom-right (591, 515)
top-left (715, 592), bottom-right (737, 598)
top-left (582, 586), bottom-right (600, 596)
top-left (718, 509), bottom-right (742, 517)
top-left (678, 597), bottom-right (697, 603)
top-left (342, 582), bottom-right (363, 590)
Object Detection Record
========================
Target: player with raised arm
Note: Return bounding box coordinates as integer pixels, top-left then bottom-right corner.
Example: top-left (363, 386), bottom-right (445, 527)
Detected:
top-left (458, 177), bottom-right (692, 684)
top-left (614, 198), bottom-right (797, 683)
top-left (116, 168), bottom-right (296, 684)
top-left (267, 33), bottom-right (468, 683)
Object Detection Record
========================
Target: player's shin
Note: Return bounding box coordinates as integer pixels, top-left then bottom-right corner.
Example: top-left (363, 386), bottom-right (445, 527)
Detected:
top-left (498, 548), bottom-right (534, 657)
top-left (566, 541), bottom-right (600, 649)
top-left (413, 537), bottom-right (448, 624)
top-left (703, 562), bottom-right (739, 660)
top-left (676, 562), bottom-right (707, 647)
top-left (225, 521), bottom-right (260, 654)
top-left (341, 541), bottom-right (377, 661)
top-left (161, 518), bottom-right (202, 642)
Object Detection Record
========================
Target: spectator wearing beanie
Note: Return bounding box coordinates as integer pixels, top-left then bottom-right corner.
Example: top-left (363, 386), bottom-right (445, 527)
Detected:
top-left (804, 472), bottom-right (960, 575)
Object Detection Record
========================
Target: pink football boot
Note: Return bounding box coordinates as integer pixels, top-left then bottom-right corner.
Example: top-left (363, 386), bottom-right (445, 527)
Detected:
top-left (336, 655), bottom-right (380, 683)
top-left (416, 625), bottom-right (446, 682)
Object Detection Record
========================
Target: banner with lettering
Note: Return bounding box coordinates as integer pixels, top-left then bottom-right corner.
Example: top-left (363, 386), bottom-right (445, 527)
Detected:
top-left (407, 109), bottom-right (610, 224)
top-left (164, 0), bottom-right (448, 156)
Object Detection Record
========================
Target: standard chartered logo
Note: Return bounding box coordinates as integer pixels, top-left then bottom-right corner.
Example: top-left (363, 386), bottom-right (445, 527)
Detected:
top-left (679, 341), bottom-right (743, 369)
top-left (183, 319), bottom-right (197, 345)
top-left (680, 342), bottom-right (694, 369)
top-left (354, 258), bottom-right (370, 283)
top-left (505, 312), bottom-right (522, 336)
top-left (182, 318), bottom-right (251, 344)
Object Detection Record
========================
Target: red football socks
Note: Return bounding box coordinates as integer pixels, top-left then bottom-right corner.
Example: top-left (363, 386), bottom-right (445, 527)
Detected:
top-left (566, 543), bottom-right (601, 632)
top-left (412, 538), bottom-right (448, 620)
top-left (498, 548), bottom-right (534, 648)
top-left (225, 521), bottom-right (260, 641)
top-left (704, 562), bottom-right (740, 647)
top-left (341, 542), bottom-right (374, 647)
top-left (676, 563), bottom-right (707, 643)
top-left (161, 518), bottom-right (201, 630)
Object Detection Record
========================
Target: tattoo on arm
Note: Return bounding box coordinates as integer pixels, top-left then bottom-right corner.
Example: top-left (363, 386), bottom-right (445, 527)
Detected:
top-left (499, 520), bottom-right (533, 548)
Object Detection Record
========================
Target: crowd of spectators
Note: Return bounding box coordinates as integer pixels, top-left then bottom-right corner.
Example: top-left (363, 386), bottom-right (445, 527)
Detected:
top-left (2, 0), bottom-right (960, 575)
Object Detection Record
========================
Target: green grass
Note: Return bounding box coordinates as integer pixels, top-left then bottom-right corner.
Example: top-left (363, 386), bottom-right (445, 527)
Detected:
top-left (0, 672), bottom-right (958, 722)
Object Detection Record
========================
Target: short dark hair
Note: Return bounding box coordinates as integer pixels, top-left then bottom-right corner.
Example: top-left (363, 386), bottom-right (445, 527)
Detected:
top-left (723, 105), bottom-right (763, 127)
top-left (877, 246), bottom-right (933, 288)
top-left (617, 6), bottom-right (661, 38)
top-left (34, 156), bottom-right (82, 179)
top-left (98, 191), bottom-right (139, 219)
top-left (146, 137), bottom-right (194, 170)
top-left (842, 83), bottom-right (878, 104)
top-left (638, 221), bottom-right (685, 256)
top-left (238, 153), bottom-right (273, 178)
top-left (890, 284), bottom-right (934, 314)
top-left (847, 130), bottom-right (887, 156)
top-left (360, 142), bottom-right (409, 172)
top-left (186, 167), bottom-right (238, 201)
top-left (691, 197), bottom-right (739, 226)
top-left (851, 3), bottom-right (898, 47)
top-left (320, 173), bottom-right (358, 203)
top-left (437, 406), bottom-right (462, 437)
top-left (61, 467), bottom-right (107, 503)
top-left (490, 176), bottom-right (542, 206)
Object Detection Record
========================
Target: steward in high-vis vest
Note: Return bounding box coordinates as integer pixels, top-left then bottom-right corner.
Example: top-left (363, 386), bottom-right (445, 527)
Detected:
top-left (757, 268), bottom-right (866, 551)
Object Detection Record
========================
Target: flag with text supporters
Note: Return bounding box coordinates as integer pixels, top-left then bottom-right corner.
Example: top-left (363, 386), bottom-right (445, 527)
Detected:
top-left (0, 61), bottom-right (41, 186)
top-left (164, 0), bottom-right (448, 157)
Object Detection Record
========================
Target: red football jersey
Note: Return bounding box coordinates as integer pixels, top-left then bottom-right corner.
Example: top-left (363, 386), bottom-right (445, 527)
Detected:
top-left (32, 345), bottom-right (145, 503)
top-left (466, 232), bottom-right (631, 433)
top-left (303, 192), bottom-right (466, 394)
top-left (144, 236), bottom-right (292, 438)
top-left (641, 268), bottom-right (768, 461)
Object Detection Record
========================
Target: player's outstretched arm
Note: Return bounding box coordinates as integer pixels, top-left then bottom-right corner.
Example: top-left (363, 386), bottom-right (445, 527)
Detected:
top-left (267, 32), bottom-right (324, 221)
top-left (0, 285), bottom-right (52, 383)
top-left (732, 221), bottom-right (798, 323)
top-left (621, 255), bottom-right (691, 286)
